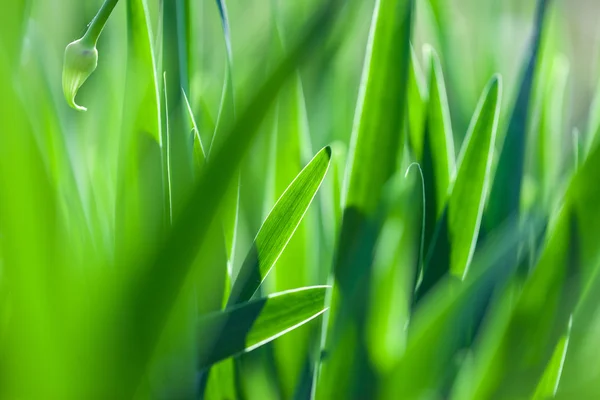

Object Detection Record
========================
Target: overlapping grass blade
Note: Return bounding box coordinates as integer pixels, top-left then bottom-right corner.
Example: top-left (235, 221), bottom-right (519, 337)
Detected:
top-left (228, 145), bottom-right (331, 306)
top-left (417, 76), bottom-right (501, 301)
top-left (198, 286), bottom-right (329, 369)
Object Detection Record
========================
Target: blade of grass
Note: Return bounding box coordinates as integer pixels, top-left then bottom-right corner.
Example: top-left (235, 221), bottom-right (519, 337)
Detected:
top-left (228, 146), bottom-right (331, 306)
top-left (416, 75), bottom-right (501, 302)
top-left (318, 0), bottom-right (414, 398)
top-left (198, 286), bottom-right (329, 369)
top-left (420, 45), bottom-right (455, 258)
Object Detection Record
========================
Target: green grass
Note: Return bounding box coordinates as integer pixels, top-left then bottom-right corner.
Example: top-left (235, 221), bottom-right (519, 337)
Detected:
top-left (1, 0), bottom-right (600, 398)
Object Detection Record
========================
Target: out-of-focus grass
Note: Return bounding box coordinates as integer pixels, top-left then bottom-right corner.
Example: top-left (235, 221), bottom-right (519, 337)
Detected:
top-left (1, 0), bottom-right (600, 398)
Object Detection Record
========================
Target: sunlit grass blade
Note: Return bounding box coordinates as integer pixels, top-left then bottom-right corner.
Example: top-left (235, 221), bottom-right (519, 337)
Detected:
top-left (485, 0), bottom-right (550, 231)
top-left (228, 146), bottom-right (331, 306)
top-left (198, 286), bottom-right (329, 369)
top-left (105, 6), bottom-right (340, 394)
top-left (318, 0), bottom-right (414, 398)
top-left (417, 75), bottom-right (501, 301)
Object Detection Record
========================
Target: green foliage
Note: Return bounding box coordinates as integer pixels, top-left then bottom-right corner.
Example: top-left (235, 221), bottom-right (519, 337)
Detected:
top-left (1, 0), bottom-right (600, 398)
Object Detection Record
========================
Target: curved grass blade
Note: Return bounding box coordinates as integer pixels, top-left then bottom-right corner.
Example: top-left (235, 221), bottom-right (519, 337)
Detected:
top-left (485, 0), bottom-right (551, 231)
top-left (106, 5), bottom-right (340, 395)
top-left (198, 286), bottom-right (329, 369)
top-left (227, 146), bottom-right (332, 306)
top-left (417, 76), bottom-right (501, 301)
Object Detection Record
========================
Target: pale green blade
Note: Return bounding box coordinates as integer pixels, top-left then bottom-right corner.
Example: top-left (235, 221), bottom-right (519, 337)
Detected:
top-left (198, 286), bottom-right (329, 369)
top-left (228, 146), bottom-right (332, 306)
top-left (417, 76), bottom-right (501, 301)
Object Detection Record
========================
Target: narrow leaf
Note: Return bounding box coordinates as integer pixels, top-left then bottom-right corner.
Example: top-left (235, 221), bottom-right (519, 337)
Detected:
top-left (417, 76), bottom-right (501, 301)
top-left (421, 45), bottom-right (455, 257)
top-left (198, 286), bottom-right (329, 369)
top-left (228, 146), bottom-right (332, 305)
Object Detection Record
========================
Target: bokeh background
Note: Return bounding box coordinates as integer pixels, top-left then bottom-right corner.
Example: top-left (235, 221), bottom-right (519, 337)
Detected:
top-left (1, 0), bottom-right (600, 398)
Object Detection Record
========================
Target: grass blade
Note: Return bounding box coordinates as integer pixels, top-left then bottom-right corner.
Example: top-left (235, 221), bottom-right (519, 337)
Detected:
top-left (198, 286), bottom-right (329, 369)
top-left (417, 75), bottom-right (501, 301)
top-left (421, 45), bottom-right (456, 257)
top-left (228, 146), bottom-right (332, 306)
top-left (318, 0), bottom-right (414, 398)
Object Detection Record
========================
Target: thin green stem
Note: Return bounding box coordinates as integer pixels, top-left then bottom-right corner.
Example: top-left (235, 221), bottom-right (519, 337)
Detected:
top-left (82, 0), bottom-right (120, 46)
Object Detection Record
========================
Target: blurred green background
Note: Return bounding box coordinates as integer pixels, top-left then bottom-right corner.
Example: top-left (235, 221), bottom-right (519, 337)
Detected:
top-left (1, 0), bottom-right (600, 398)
